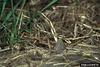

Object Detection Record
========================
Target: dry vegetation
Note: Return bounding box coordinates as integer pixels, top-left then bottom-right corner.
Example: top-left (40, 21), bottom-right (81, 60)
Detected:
top-left (0, 0), bottom-right (100, 67)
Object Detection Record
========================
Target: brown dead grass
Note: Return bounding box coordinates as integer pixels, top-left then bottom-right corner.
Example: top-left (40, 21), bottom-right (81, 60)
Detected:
top-left (0, 0), bottom-right (100, 67)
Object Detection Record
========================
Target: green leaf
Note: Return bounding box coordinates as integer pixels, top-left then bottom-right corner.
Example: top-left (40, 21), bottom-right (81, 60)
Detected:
top-left (41, 0), bottom-right (58, 12)
top-left (0, 0), bottom-right (8, 17)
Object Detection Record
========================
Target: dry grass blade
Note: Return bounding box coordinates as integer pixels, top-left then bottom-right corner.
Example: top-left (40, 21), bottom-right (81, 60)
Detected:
top-left (41, 12), bottom-right (58, 42)
top-left (74, 22), bottom-right (78, 38)
top-left (77, 43), bottom-right (98, 48)
top-left (64, 34), bottom-right (100, 40)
